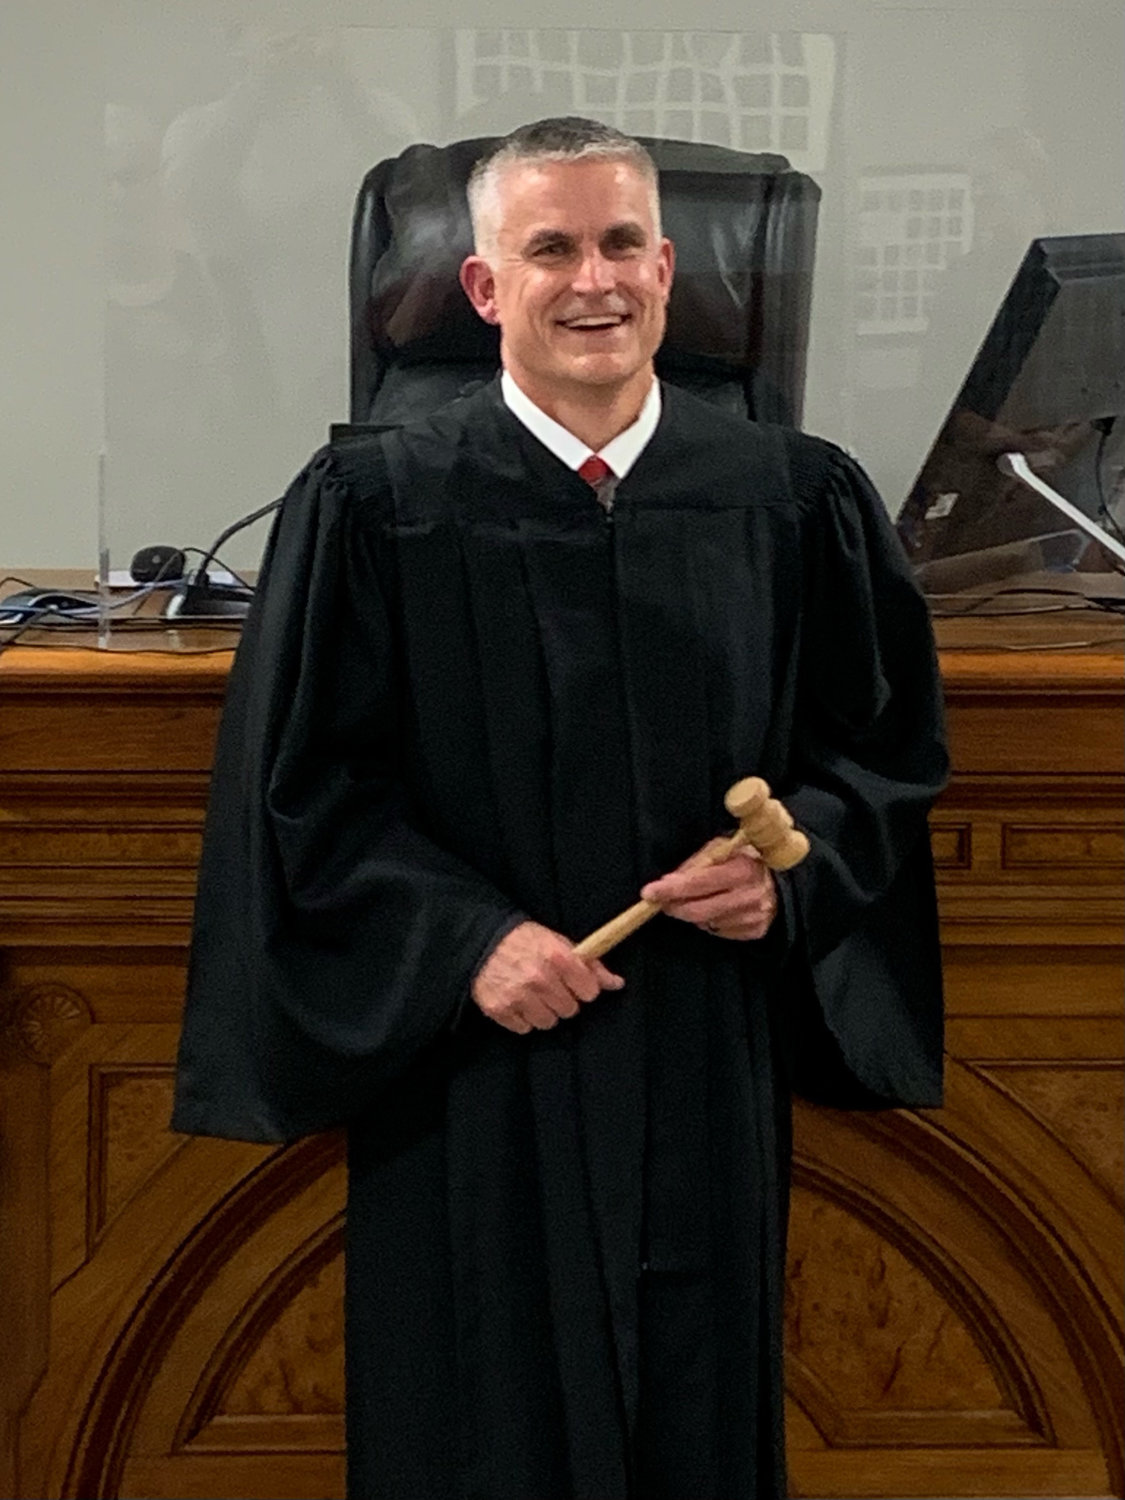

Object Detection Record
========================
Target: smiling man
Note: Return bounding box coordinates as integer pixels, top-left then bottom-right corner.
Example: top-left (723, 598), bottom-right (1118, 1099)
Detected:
top-left (175, 118), bottom-right (948, 1500)
top-left (460, 136), bottom-right (673, 448)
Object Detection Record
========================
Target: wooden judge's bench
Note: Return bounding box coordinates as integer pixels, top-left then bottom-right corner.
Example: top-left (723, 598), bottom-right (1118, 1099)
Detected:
top-left (0, 608), bottom-right (1122, 1500)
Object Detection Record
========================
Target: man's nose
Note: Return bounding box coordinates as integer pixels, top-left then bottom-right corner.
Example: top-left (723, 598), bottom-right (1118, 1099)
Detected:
top-left (571, 249), bottom-right (616, 293)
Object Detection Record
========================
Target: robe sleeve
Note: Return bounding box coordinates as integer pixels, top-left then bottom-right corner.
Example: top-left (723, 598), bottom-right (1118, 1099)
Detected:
top-left (172, 447), bottom-right (525, 1143)
top-left (778, 437), bottom-right (950, 1108)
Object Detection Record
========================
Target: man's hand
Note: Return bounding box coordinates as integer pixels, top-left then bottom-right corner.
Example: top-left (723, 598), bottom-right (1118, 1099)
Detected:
top-left (473, 921), bottom-right (625, 1035)
top-left (641, 840), bottom-right (779, 940)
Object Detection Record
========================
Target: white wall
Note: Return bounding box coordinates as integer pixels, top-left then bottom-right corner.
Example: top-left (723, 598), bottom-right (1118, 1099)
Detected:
top-left (2, 0), bottom-right (1123, 567)
top-left (1, 1), bottom-right (104, 568)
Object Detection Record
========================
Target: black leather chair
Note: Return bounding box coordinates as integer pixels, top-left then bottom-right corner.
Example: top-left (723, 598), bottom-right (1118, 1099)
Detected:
top-left (349, 136), bottom-right (820, 429)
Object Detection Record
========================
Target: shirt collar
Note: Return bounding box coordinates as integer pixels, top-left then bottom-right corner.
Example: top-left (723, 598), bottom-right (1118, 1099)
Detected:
top-left (500, 369), bottom-right (661, 480)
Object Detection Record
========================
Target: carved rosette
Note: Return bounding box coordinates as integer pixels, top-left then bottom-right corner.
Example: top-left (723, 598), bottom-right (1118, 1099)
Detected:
top-left (0, 983), bottom-right (92, 1064)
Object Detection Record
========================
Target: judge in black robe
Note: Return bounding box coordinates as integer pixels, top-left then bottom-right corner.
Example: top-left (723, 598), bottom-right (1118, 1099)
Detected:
top-left (173, 372), bottom-right (948, 1498)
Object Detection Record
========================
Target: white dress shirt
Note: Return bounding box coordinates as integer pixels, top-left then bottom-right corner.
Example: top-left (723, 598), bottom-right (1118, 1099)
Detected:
top-left (500, 369), bottom-right (661, 479)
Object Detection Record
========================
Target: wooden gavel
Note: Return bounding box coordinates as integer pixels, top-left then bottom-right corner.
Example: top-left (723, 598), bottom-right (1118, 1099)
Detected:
top-left (574, 777), bottom-right (809, 960)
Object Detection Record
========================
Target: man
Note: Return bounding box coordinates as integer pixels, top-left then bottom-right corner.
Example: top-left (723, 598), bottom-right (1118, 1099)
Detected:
top-left (174, 118), bottom-right (948, 1499)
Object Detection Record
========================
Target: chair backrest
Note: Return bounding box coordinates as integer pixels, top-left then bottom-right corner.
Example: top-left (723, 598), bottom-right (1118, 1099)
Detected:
top-left (349, 135), bottom-right (820, 428)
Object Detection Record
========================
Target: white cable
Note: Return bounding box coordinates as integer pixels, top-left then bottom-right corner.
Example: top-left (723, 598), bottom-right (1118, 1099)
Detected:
top-left (997, 451), bottom-right (1125, 565)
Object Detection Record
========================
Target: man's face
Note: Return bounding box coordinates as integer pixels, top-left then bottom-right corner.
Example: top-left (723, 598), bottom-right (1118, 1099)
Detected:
top-left (460, 157), bottom-right (674, 408)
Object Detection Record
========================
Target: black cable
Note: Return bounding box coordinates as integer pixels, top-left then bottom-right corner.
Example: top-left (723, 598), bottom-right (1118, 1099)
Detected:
top-left (191, 496), bottom-right (281, 580)
top-left (0, 599), bottom-right (98, 625)
top-left (164, 497), bottom-right (281, 619)
top-left (179, 546), bottom-right (256, 593)
top-left (0, 592), bottom-right (244, 657)
top-left (0, 574), bottom-right (253, 632)
top-left (3, 585), bottom-right (156, 623)
top-left (88, 612), bottom-right (242, 631)
top-left (0, 629), bottom-right (240, 659)
top-left (1, 496), bottom-right (270, 644)
top-left (141, 547), bottom-right (192, 588)
top-left (929, 584), bottom-right (1125, 618)
top-left (0, 569), bottom-right (258, 632)
top-left (0, 616), bottom-right (42, 657)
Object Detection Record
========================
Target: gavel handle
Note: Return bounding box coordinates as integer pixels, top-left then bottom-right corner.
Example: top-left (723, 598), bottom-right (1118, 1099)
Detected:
top-left (574, 821), bottom-right (808, 961)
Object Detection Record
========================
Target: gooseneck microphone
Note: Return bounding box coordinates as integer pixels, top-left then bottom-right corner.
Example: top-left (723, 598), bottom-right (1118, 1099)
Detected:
top-left (163, 496), bottom-right (283, 620)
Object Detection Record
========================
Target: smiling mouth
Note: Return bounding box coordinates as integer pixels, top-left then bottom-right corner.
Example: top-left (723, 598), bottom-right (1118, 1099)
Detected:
top-left (558, 314), bottom-right (630, 332)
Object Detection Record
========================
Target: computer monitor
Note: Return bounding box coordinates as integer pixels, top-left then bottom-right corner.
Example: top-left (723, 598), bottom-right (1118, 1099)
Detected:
top-left (897, 233), bottom-right (1125, 590)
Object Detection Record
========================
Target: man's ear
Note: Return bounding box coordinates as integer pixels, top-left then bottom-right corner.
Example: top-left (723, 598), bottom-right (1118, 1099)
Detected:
top-left (657, 237), bottom-right (675, 300)
top-left (460, 256), bottom-right (500, 325)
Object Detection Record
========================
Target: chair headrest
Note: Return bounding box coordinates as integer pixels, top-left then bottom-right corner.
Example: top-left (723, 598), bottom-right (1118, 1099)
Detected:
top-left (351, 136), bottom-right (819, 426)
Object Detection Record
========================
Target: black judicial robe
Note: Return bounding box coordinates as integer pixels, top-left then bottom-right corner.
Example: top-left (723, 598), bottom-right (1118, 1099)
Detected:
top-left (173, 380), bottom-right (948, 1500)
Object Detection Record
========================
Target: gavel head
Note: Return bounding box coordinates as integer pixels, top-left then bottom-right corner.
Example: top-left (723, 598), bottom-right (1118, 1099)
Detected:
top-left (724, 777), bottom-right (770, 824)
top-left (723, 775), bottom-right (808, 870)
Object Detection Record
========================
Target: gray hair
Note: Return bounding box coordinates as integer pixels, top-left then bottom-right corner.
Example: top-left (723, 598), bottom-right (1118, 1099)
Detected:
top-left (467, 117), bottom-right (661, 254)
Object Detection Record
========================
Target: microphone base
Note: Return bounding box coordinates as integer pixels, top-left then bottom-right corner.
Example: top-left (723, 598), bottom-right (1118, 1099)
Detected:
top-left (163, 581), bottom-right (254, 620)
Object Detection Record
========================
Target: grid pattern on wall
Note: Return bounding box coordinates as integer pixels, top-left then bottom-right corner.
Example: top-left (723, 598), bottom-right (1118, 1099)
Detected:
top-left (855, 170), bottom-right (974, 335)
top-left (453, 30), bottom-right (836, 173)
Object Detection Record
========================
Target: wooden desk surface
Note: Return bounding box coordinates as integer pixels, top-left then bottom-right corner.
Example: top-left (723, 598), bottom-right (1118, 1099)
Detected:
top-left (4, 591), bottom-right (1122, 665)
top-left (0, 596), bottom-right (1122, 1500)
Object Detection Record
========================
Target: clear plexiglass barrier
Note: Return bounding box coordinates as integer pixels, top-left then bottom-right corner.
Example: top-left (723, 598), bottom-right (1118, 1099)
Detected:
top-left (74, 7), bottom-right (1124, 635)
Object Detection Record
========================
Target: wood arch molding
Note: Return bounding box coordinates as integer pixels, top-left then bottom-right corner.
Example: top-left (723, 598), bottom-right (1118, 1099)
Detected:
top-left (61, 1102), bottom-right (1123, 1497)
top-left (788, 1155), bottom-right (1051, 1449)
top-left (174, 1215), bottom-right (345, 1452)
top-left (793, 1100), bottom-right (1124, 1492)
top-left (62, 1132), bottom-right (344, 1499)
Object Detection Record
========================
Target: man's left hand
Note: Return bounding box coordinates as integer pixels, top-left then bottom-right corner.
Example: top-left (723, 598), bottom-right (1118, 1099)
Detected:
top-left (640, 840), bottom-right (779, 940)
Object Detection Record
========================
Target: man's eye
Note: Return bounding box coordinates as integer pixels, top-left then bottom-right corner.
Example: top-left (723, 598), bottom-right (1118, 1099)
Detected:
top-left (604, 233), bottom-right (645, 256)
top-left (533, 242), bottom-right (570, 258)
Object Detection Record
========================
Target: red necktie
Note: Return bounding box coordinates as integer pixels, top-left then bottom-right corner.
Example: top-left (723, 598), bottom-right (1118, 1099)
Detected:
top-left (578, 454), bottom-right (614, 487)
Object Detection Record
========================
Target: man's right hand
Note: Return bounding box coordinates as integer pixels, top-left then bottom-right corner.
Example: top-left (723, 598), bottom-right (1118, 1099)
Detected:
top-left (472, 921), bottom-right (625, 1035)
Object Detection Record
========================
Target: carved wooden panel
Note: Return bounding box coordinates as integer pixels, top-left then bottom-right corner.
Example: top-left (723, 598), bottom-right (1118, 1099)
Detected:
top-left (0, 983), bottom-right (92, 1065)
top-left (976, 1063), bottom-right (1124, 1206)
top-left (0, 639), bottom-right (1122, 1499)
top-left (11, 1103), bottom-right (1119, 1498)
top-left (220, 1241), bottom-right (345, 1418)
top-left (88, 1066), bottom-right (183, 1244)
top-left (786, 1190), bottom-right (1011, 1428)
top-left (929, 821), bottom-right (971, 869)
top-left (1001, 824), bottom-right (1125, 871)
